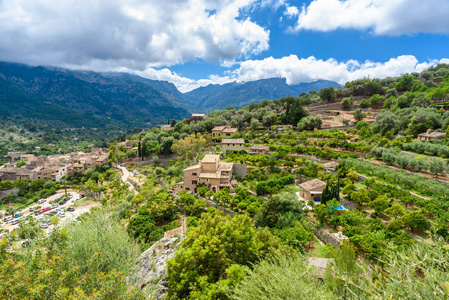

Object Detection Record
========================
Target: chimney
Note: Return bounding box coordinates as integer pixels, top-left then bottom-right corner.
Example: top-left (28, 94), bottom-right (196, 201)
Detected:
top-left (427, 129), bottom-right (432, 134)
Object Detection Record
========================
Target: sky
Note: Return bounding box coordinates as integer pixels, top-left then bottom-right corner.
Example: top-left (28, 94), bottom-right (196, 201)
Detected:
top-left (0, 0), bottom-right (448, 92)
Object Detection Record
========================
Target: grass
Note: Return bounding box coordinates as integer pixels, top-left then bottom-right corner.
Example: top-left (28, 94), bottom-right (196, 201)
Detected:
top-left (309, 239), bottom-right (328, 258)
top-left (73, 198), bottom-right (95, 208)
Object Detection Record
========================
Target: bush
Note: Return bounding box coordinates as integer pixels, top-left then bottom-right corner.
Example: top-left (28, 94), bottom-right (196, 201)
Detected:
top-left (66, 209), bottom-right (140, 274)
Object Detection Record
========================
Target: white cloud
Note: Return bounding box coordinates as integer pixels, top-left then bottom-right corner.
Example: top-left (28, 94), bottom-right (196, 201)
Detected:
top-left (136, 54), bottom-right (447, 93)
top-left (288, 0), bottom-right (449, 35)
top-left (235, 55), bottom-right (446, 85)
top-left (0, 0), bottom-right (269, 69)
top-left (136, 68), bottom-right (235, 93)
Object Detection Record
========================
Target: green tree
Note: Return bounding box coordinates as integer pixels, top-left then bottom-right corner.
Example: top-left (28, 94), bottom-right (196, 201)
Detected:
top-left (171, 133), bottom-right (212, 165)
top-left (384, 204), bottom-right (405, 220)
top-left (402, 210), bottom-right (429, 233)
top-left (320, 87), bottom-right (335, 102)
top-left (340, 97), bottom-right (352, 110)
top-left (15, 160), bottom-right (26, 168)
top-left (353, 108), bottom-right (366, 122)
top-left (166, 212), bottom-right (280, 299)
top-left (250, 118), bottom-right (261, 131)
top-left (297, 115), bottom-right (322, 131)
top-left (428, 157), bottom-right (446, 178)
top-left (369, 196), bottom-right (389, 215)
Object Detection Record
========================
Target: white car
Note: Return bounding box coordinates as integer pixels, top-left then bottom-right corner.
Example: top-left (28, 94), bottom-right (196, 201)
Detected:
top-left (52, 204), bottom-right (59, 209)
top-left (38, 199), bottom-right (46, 204)
top-left (58, 212), bottom-right (66, 217)
top-left (40, 223), bottom-right (49, 228)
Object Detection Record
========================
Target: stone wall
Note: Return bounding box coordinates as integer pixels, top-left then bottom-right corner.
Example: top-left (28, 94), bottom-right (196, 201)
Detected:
top-left (233, 163), bottom-right (247, 178)
top-left (313, 227), bottom-right (341, 249)
top-left (203, 199), bottom-right (236, 217)
top-left (128, 178), bottom-right (142, 191)
top-left (339, 197), bottom-right (357, 210)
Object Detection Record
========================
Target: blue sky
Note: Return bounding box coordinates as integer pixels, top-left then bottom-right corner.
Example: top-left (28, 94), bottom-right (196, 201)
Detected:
top-left (0, 0), bottom-right (448, 92)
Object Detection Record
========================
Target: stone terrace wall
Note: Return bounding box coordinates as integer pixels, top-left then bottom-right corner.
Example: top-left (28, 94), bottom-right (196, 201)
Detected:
top-left (313, 227), bottom-right (341, 249)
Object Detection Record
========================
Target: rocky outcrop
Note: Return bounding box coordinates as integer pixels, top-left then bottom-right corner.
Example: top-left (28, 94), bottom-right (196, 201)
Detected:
top-left (129, 234), bottom-right (185, 299)
top-left (0, 188), bottom-right (19, 200)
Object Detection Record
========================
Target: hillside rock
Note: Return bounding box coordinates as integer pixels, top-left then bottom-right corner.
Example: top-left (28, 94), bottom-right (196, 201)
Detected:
top-left (129, 234), bottom-right (185, 299)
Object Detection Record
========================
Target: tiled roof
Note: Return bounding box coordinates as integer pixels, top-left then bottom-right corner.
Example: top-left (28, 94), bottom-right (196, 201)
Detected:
top-left (298, 179), bottom-right (326, 192)
top-left (222, 127), bottom-right (238, 133)
top-left (212, 126), bottom-right (229, 131)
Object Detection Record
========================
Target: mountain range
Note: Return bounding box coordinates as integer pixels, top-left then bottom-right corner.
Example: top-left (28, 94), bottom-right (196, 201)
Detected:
top-left (0, 61), bottom-right (341, 128)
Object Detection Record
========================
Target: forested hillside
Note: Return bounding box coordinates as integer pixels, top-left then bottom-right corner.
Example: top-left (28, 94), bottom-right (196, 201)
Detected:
top-left (0, 62), bottom-right (190, 128)
top-left (184, 78), bottom-right (341, 112)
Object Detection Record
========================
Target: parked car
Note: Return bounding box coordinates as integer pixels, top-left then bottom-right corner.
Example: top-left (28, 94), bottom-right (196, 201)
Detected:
top-left (67, 207), bottom-right (75, 212)
top-left (12, 219), bottom-right (20, 225)
top-left (14, 212), bottom-right (22, 218)
top-left (3, 216), bottom-right (12, 222)
top-left (40, 223), bottom-right (49, 229)
top-left (29, 206), bottom-right (37, 212)
top-left (52, 204), bottom-right (59, 209)
top-left (58, 212), bottom-right (66, 217)
top-left (38, 199), bottom-right (46, 204)
top-left (40, 207), bottom-right (52, 214)
top-left (59, 200), bottom-right (67, 206)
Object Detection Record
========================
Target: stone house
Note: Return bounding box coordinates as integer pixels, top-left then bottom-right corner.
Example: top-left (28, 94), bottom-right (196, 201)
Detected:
top-left (119, 140), bottom-right (139, 149)
top-left (160, 125), bottom-right (174, 131)
top-left (222, 139), bottom-right (246, 154)
top-left (298, 179), bottom-right (327, 202)
top-left (95, 154), bottom-right (109, 166)
top-left (321, 161), bottom-right (339, 171)
top-left (418, 129), bottom-right (445, 141)
top-left (70, 163), bottom-right (85, 174)
top-left (16, 168), bottom-right (32, 181)
top-left (7, 151), bottom-right (27, 162)
top-left (212, 126), bottom-right (238, 138)
top-left (0, 167), bottom-right (18, 182)
top-left (249, 145), bottom-right (270, 155)
top-left (185, 113), bottom-right (205, 124)
top-left (175, 154), bottom-right (237, 194)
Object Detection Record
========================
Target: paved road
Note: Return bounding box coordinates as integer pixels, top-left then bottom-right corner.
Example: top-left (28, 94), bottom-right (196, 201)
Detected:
top-left (117, 165), bottom-right (134, 191)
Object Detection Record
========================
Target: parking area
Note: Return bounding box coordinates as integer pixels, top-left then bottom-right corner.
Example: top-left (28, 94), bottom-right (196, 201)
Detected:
top-left (1, 191), bottom-right (96, 233)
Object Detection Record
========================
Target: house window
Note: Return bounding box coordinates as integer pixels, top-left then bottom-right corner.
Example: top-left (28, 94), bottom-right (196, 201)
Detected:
top-left (192, 173), bottom-right (197, 176)
top-left (192, 180), bottom-right (197, 185)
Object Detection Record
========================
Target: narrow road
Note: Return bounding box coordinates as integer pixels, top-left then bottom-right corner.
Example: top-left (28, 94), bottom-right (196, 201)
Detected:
top-left (117, 165), bottom-right (134, 191)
